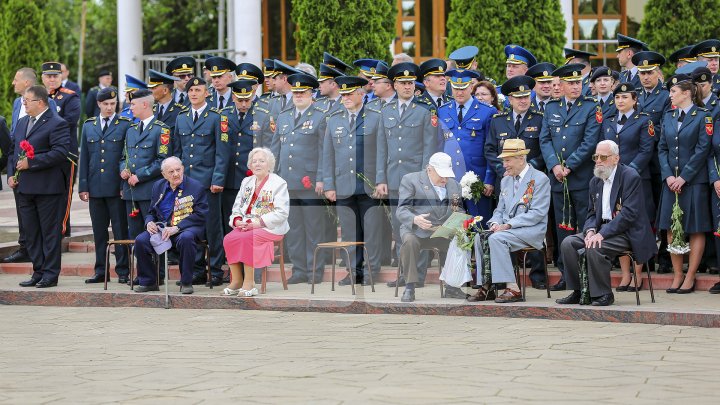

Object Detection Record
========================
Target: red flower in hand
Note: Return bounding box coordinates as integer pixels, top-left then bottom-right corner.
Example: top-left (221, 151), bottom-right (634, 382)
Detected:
top-left (26, 150), bottom-right (35, 159)
top-left (246, 169), bottom-right (253, 176)
top-left (128, 208), bottom-right (140, 218)
top-left (19, 140), bottom-right (31, 151)
top-left (301, 175), bottom-right (312, 189)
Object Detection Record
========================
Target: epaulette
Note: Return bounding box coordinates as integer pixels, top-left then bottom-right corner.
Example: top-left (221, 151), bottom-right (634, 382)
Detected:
top-left (154, 119), bottom-right (168, 127)
top-left (118, 116), bottom-right (131, 121)
top-left (366, 106), bottom-right (382, 114)
top-left (221, 105), bottom-right (235, 113)
top-left (583, 96), bottom-right (596, 102)
top-left (174, 103), bottom-right (189, 111)
top-left (529, 109), bottom-right (544, 116)
top-left (637, 112), bottom-right (649, 116)
top-left (84, 116), bottom-right (96, 123)
top-left (207, 107), bottom-right (221, 114)
top-left (697, 106), bottom-right (710, 112)
top-left (313, 105), bottom-right (330, 114)
top-left (59, 87), bottom-right (76, 95)
top-left (477, 99), bottom-right (496, 109)
top-left (254, 106), bottom-right (270, 114)
top-left (328, 109), bottom-right (344, 119)
top-left (492, 112), bottom-right (509, 118)
top-left (546, 98), bottom-right (561, 104)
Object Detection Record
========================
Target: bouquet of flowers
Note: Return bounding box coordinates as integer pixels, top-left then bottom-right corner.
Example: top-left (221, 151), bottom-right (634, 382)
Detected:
top-left (668, 192), bottom-right (690, 255)
top-left (455, 215), bottom-right (483, 251)
top-left (12, 140), bottom-right (35, 182)
top-left (459, 171), bottom-right (486, 203)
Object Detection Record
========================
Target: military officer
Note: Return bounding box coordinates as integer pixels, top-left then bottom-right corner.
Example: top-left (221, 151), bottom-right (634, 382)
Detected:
top-left (499, 45), bottom-right (537, 110)
top-left (119, 89), bottom-right (171, 239)
top-left (120, 74), bottom-right (147, 122)
top-left (42, 61), bottom-right (81, 237)
top-left (694, 66), bottom-right (720, 120)
top-left (148, 69), bottom-right (187, 154)
top-left (617, 34), bottom-right (649, 89)
top-left (365, 61), bottom-right (396, 110)
top-left (484, 75), bottom-right (547, 288)
top-left (174, 77), bottom-right (230, 286)
top-left (79, 87), bottom-right (131, 284)
top-left (316, 63), bottom-right (345, 115)
top-left (691, 39), bottom-right (720, 96)
top-left (526, 62), bottom-right (557, 113)
top-left (166, 56), bottom-right (195, 107)
top-left (591, 67), bottom-right (619, 118)
top-left (448, 46), bottom-right (479, 71)
top-left (272, 73), bottom-right (329, 284)
top-left (266, 60), bottom-right (300, 120)
top-left (353, 58), bottom-right (381, 103)
top-left (322, 52), bottom-right (352, 74)
top-left (322, 75), bottom-right (383, 285)
top-left (564, 48), bottom-right (596, 97)
top-left (205, 56), bottom-right (237, 111)
top-left (438, 69), bottom-right (497, 220)
top-left (539, 63), bottom-right (601, 290)
top-left (261, 59), bottom-right (278, 99)
top-left (669, 45), bottom-right (697, 69)
top-left (85, 70), bottom-right (113, 119)
top-left (419, 58), bottom-right (452, 109)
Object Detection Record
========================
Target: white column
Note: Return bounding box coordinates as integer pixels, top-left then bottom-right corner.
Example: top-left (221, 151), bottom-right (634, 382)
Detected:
top-left (560, 0), bottom-right (574, 48)
top-left (231, 0), bottom-right (262, 65)
top-left (117, 0), bottom-right (143, 102)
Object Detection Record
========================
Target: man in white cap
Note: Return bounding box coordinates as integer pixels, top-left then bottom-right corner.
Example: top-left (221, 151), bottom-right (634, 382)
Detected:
top-left (396, 152), bottom-right (465, 302)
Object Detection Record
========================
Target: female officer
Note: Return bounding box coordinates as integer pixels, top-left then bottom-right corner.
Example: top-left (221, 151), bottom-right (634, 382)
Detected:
top-left (602, 82), bottom-right (654, 291)
top-left (658, 74), bottom-right (712, 294)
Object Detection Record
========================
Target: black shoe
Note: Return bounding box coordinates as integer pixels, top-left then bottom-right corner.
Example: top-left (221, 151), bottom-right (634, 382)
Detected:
top-left (550, 281), bottom-right (566, 291)
top-left (390, 258), bottom-right (399, 267)
top-left (615, 282), bottom-right (631, 292)
top-left (626, 279), bottom-right (644, 292)
top-left (401, 288), bottom-right (415, 302)
top-left (338, 275), bottom-right (362, 286)
top-left (387, 278), bottom-right (406, 288)
top-left (591, 293), bottom-right (615, 306)
top-left (287, 274), bottom-right (309, 284)
top-left (709, 282), bottom-right (720, 294)
top-left (19, 277), bottom-right (41, 287)
top-left (207, 276), bottom-right (223, 286)
top-left (85, 274), bottom-right (105, 284)
top-left (118, 276), bottom-right (129, 284)
top-left (531, 280), bottom-right (547, 290)
top-left (134, 285), bottom-right (159, 293)
top-left (676, 281), bottom-right (696, 294)
top-left (556, 290), bottom-right (581, 304)
top-left (191, 274), bottom-right (208, 285)
top-left (36, 279), bottom-right (58, 288)
top-left (444, 286), bottom-right (467, 299)
top-left (709, 267), bottom-right (720, 275)
top-left (3, 249), bottom-right (30, 263)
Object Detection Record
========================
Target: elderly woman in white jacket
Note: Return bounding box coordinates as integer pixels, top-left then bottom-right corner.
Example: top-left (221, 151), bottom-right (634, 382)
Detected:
top-left (222, 147), bottom-right (289, 297)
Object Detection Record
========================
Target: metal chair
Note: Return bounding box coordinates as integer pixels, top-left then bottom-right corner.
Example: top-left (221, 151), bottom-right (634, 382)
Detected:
top-left (619, 250), bottom-right (655, 305)
top-left (260, 238), bottom-right (287, 294)
top-left (311, 241), bottom-right (374, 295)
top-left (104, 240), bottom-right (135, 291)
top-left (394, 247), bottom-right (444, 298)
top-left (513, 245), bottom-right (551, 301)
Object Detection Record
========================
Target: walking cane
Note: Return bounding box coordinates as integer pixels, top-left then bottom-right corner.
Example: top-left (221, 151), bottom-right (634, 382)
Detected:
top-left (164, 252), bottom-right (170, 309)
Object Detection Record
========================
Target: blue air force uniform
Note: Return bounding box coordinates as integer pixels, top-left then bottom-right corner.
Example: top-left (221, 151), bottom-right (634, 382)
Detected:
top-left (79, 105), bottom-right (131, 279)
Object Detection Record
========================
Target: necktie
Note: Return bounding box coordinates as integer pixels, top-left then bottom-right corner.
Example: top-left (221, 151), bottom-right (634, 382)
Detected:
top-left (514, 176), bottom-right (521, 193)
top-left (400, 103), bottom-right (407, 118)
top-left (349, 113), bottom-right (356, 133)
top-left (599, 98), bottom-right (605, 107)
top-left (26, 116), bottom-right (36, 137)
top-left (567, 101), bottom-right (573, 112)
top-left (102, 117), bottom-right (109, 133)
top-left (218, 95), bottom-right (225, 110)
top-left (363, 95), bottom-right (369, 105)
top-left (295, 111), bottom-right (301, 126)
top-left (138, 121), bottom-right (144, 134)
top-left (514, 114), bottom-right (522, 132)
top-left (157, 105), bottom-right (164, 119)
top-left (618, 114), bottom-right (628, 125)
top-left (458, 104), bottom-right (464, 122)
top-left (179, 93), bottom-right (185, 104)
top-left (539, 101), bottom-right (545, 113)
top-left (437, 97), bottom-right (443, 108)
top-left (678, 110), bottom-right (686, 123)
top-left (239, 111), bottom-right (246, 122)
top-left (281, 96), bottom-right (287, 110)
top-left (193, 111), bottom-right (199, 124)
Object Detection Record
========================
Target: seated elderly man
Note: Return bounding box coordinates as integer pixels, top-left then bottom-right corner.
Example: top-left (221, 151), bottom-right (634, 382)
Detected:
top-left (474, 139), bottom-right (551, 303)
top-left (557, 140), bottom-right (656, 306)
top-left (396, 152), bottom-right (465, 302)
top-left (134, 157), bottom-right (208, 294)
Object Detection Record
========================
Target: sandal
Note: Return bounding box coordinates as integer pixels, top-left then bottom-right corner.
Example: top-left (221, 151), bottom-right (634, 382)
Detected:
top-left (239, 287), bottom-right (258, 297)
top-left (222, 287), bottom-right (242, 296)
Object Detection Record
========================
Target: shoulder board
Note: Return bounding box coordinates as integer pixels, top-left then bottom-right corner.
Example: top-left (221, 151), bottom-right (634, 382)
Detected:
top-left (207, 107), bottom-right (221, 114)
top-left (583, 96), bottom-right (596, 102)
top-left (697, 106), bottom-right (710, 112)
top-left (328, 109), bottom-right (345, 118)
top-left (154, 120), bottom-right (169, 127)
top-left (477, 100), bottom-right (495, 108)
top-left (366, 106), bottom-right (382, 114)
top-left (59, 87), bottom-right (76, 95)
top-left (174, 103), bottom-right (189, 111)
top-left (413, 97), bottom-right (433, 106)
top-left (254, 106), bottom-right (270, 114)
top-left (221, 105), bottom-right (235, 113)
top-left (637, 112), bottom-right (649, 116)
top-left (118, 116), bottom-right (132, 122)
top-left (546, 98), bottom-right (561, 104)
top-left (261, 92), bottom-right (272, 97)
top-left (492, 112), bottom-right (509, 118)
top-left (529, 109), bottom-right (543, 116)
top-left (84, 116), bottom-right (96, 123)
top-left (90, 86), bottom-right (100, 91)
top-left (313, 105), bottom-right (330, 114)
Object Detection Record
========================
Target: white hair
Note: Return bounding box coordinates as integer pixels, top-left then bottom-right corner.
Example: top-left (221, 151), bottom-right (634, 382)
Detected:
top-left (161, 156), bottom-right (183, 172)
top-left (598, 139), bottom-right (619, 155)
top-left (295, 63), bottom-right (317, 78)
top-left (247, 147), bottom-right (276, 173)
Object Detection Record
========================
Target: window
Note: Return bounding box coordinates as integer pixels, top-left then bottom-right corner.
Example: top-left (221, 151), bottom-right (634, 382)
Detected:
top-left (262, 0), bottom-right (297, 64)
top-left (394, 0), bottom-right (450, 62)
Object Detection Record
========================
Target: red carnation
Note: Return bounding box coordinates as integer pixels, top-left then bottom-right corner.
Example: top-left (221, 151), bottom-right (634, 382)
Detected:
top-left (246, 169), bottom-right (253, 176)
top-left (301, 175), bottom-right (312, 189)
top-left (715, 232), bottom-right (720, 238)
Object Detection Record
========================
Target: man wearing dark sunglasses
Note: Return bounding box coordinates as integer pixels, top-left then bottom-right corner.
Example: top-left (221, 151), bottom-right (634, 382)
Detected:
top-left (556, 140), bottom-right (656, 306)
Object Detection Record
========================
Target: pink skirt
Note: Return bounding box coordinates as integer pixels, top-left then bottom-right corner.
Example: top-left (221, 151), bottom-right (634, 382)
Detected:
top-left (223, 228), bottom-right (283, 268)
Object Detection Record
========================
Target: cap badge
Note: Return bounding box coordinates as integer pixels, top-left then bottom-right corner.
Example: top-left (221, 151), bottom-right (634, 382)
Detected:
top-left (643, 60), bottom-right (649, 66)
top-left (182, 64), bottom-right (188, 69)
top-left (621, 85), bottom-right (627, 91)
top-left (519, 85), bottom-right (525, 91)
top-left (342, 84), bottom-right (347, 89)
top-left (573, 71), bottom-right (578, 76)
top-left (295, 81), bottom-right (301, 87)
top-left (110, 91), bottom-right (116, 98)
top-left (672, 77), bottom-right (678, 84)
top-left (193, 79), bottom-right (199, 85)
top-left (370, 68), bottom-right (376, 73)
top-left (543, 71), bottom-right (549, 76)
top-left (439, 66), bottom-right (444, 72)
top-left (404, 70), bottom-right (409, 76)
top-left (713, 47), bottom-right (717, 52)
top-left (242, 70), bottom-right (247, 75)
top-left (212, 66), bottom-right (218, 72)
top-left (702, 74), bottom-right (708, 81)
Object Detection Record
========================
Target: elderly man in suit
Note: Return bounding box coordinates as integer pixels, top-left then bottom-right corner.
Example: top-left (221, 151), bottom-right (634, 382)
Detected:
top-left (8, 85), bottom-right (71, 288)
top-left (396, 152), bottom-right (465, 302)
top-left (474, 139), bottom-right (551, 303)
top-left (557, 140), bottom-right (657, 306)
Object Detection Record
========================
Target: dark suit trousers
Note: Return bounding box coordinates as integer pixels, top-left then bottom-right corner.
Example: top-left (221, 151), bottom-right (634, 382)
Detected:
top-left (400, 233), bottom-right (450, 284)
top-left (12, 189), bottom-right (27, 252)
top-left (89, 196), bottom-right (129, 277)
top-left (561, 233), bottom-right (630, 297)
top-left (552, 188), bottom-right (589, 279)
top-left (125, 200), bottom-right (151, 240)
top-left (193, 191), bottom-right (224, 279)
top-left (287, 190), bottom-right (327, 277)
top-left (17, 192), bottom-right (62, 281)
top-left (336, 194), bottom-right (383, 276)
top-left (135, 230), bottom-right (197, 286)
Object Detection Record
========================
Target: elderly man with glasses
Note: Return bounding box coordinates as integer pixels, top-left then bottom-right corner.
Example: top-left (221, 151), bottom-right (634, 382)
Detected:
top-left (556, 140), bottom-right (656, 307)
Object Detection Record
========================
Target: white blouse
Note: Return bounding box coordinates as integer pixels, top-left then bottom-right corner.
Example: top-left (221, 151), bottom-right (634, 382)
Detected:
top-left (229, 173), bottom-right (290, 235)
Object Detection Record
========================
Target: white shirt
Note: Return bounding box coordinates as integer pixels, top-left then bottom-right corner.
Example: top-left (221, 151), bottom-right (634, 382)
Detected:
top-left (602, 166), bottom-right (617, 220)
top-left (191, 103), bottom-right (207, 120)
top-left (18, 101), bottom-right (27, 120)
top-left (139, 115), bottom-right (154, 130)
top-left (512, 111), bottom-right (525, 125)
top-left (100, 113), bottom-right (116, 130)
top-left (514, 164), bottom-right (530, 194)
top-left (432, 184), bottom-right (447, 200)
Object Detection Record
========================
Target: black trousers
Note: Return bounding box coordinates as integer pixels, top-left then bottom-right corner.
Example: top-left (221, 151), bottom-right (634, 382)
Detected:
top-left (193, 191), bottom-right (224, 279)
top-left (12, 188), bottom-right (27, 253)
top-left (89, 196), bottom-right (129, 277)
top-left (552, 188), bottom-right (590, 280)
top-left (561, 233), bottom-right (630, 297)
top-left (336, 194), bottom-right (383, 276)
top-left (17, 192), bottom-right (63, 281)
top-left (125, 199), bottom-right (151, 240)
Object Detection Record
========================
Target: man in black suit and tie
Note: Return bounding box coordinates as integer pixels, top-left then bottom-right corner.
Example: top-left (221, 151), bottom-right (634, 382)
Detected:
top-left (556, 140), bottom-right (657, 306)
top-left (8, 85), bottom-right (71, 288)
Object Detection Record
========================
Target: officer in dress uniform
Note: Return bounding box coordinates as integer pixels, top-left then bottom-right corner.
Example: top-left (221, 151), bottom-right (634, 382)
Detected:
top-left (617, 34), bottom-right (649, 90)
top-left (119, 89), bottom-right (171, 240)
top-left (42, 62), bottom-right (81, 238)
top-left (438, 69), bottom-right (497, 221)
top-left (669, 45), bottom-right (697, 69)
top-left (448, 46), bottom-right (479, 95)
top-left (485, 75), bottom-right (547, 289)
top-left (205, 57), bottom-right (237, 111)
top-left (323, 52), bottom-right (352, 74)
top-left (79, 87), bottom-right (132, 284)
top-left (85, 70), bottom-right (113, 119)
top-left (353, 59), bottom-right (381, 103)
top-left (261, 59), bottom-right (278, 100)
top-left (691, 39), bottom-right (720, 96)
top-left (120, 74), bottom-right (147, 122)
top-left (174, 77), bottom-right (230, 286)
top-left (563, 48), bottom-right (596, 97)
top-left (526, 62), bottom-right (557, 113)
top-left (418, 59), bottom-right (452, 110)
top-left (166, 56), bottom-right (195, 108)
top-left (234, 62), bottom-right (269, 150)
top-left (322, 75), bottom-right (383, 285)
top-left (591, 67), bottom-right (619, 118)
top-left (148, 69), bottom-right (188, 155)
top-left (365, 61), bottom-right (396, 111)
top-left (539, 63), bottom-right (601, 291)
top-left (498, 45), bottom-right (537, 111)
top-left (315, 63), bottom-right (345, 115)
top-left (272, 73), bottom-right (329, 284)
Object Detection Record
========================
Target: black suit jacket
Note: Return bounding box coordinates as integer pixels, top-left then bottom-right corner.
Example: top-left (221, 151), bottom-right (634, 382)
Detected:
top-left (584, 164), bottom-right (657, 262)
top-left (7, 110), bottom-right (71, 195)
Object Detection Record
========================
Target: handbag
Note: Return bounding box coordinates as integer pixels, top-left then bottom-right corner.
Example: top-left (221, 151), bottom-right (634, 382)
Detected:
top-left (439, 236), bottom-right (473, 287)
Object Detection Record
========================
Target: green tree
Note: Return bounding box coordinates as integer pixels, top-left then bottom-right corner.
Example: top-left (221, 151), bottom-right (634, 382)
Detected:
top-left (446, 0), bottom-right (565, 82)
top-left (638, 0), bottom-right (720, 75)
top-left (0, 0), bottom-right (59, 117)
top-left (83, 0), bottom-right (118, 90)
top-left (291, 0), bottom-right (396, 68)
top-left (143, 0), bottom-right (220, 54)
